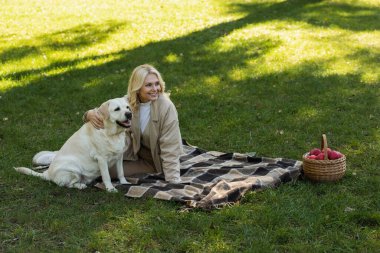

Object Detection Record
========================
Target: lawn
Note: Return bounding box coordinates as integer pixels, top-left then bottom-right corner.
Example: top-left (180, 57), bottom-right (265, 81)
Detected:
top-left (1, 0), bottom-right (379, 252)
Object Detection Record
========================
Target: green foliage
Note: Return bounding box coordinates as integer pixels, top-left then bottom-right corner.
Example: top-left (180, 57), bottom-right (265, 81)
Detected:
top-left (1, 0), bottom-right (379, 252)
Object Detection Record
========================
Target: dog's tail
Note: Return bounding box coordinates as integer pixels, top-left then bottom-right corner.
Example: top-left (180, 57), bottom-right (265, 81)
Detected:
top-left (14, 167), bottom-right (50, 181)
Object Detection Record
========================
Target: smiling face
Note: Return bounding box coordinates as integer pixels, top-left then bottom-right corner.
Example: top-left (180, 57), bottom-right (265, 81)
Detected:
top-left (138, 73), bottom-right (161, 103)
top-left (107, 97), bottom-right (132, 128)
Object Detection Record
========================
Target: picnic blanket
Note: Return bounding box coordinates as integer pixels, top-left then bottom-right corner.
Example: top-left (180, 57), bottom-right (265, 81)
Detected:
top-left (109, 141), bottom-right (303, 210)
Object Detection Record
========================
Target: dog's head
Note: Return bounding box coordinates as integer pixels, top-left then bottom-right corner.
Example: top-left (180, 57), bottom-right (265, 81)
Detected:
top-left (98, 97), bottom-right (132, 129)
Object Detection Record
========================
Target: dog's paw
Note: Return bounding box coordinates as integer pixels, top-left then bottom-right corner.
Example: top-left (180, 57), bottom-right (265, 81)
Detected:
top-left (119, 178), bottom-right (130, 185)
top-left (106, 187), bottom-right (118, 193)
top-left (73, 183), bottom-right (88, 190)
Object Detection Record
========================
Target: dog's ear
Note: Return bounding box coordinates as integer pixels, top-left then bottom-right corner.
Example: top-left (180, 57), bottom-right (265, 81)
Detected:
top-left (98, 101), bottom-right (110, 120)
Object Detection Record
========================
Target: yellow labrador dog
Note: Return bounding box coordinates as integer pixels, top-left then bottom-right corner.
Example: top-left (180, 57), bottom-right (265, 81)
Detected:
top-left (15, 97), bottom-right (132, 192)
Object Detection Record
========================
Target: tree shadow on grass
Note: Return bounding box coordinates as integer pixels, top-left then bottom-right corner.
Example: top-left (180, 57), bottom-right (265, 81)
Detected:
top-left (0, 182), bottom-right (182, 252)
top-left (0, 0), bottom-right (378, 153)
top-left (2, 0), bottom-right (379, 80)
top-left (0, 20), bottom-right (127, 63)
top-left (229, 0), bottom-right (380, 31)
top-left (0, 0), bottom-right (378, 200)
top-left (1, 1), bottom-right (379, 251)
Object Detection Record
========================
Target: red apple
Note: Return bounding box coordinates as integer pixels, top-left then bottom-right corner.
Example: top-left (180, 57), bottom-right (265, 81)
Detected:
top-left (329, 151), bottom-right (343, 160)
top-left (307, 155), bottom-right (317, 159)
top-left (309, 148), bottom-right (321, 156)
top-left (316, 153), bottom-right (325, 160)
top-left (327, 150), bottom-right (334, 159)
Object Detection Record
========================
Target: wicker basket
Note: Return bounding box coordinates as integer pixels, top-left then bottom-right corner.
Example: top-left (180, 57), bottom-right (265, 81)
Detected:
top-left (302, 134), bottom-right (346, 182)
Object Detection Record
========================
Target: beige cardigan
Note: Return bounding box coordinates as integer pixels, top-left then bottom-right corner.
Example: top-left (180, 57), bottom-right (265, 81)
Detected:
top-left (124, 94), bottom-right (183, 183)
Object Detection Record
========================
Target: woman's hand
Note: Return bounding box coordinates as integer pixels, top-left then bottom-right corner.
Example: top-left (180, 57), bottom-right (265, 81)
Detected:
top-left (86, 109), bottom-right (104, 129)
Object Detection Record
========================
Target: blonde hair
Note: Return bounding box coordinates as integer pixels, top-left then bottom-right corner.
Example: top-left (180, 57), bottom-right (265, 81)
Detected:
top-left (127, 64), bottom-right (166, 113)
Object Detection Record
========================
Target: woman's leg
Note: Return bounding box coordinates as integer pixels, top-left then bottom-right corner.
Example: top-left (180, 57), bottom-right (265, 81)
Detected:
top-left (109, 158), bottom-right (156, 179)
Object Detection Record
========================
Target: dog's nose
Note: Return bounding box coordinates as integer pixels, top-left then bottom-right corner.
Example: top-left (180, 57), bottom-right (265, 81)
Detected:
top-left (125, 111), bottom-right (132, 120)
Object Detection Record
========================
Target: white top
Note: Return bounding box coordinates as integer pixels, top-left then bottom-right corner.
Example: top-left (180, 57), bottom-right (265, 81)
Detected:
top-left (139, 101), bottom-right (151, 133)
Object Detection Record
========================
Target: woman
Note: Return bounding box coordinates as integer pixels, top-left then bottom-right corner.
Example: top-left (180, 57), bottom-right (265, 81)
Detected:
top-left (84, 64), bottom-right (183, 183)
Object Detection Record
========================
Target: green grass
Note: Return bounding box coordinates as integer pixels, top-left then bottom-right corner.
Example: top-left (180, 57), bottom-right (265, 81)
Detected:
top-left (1, 0), bottom-right (379, 252)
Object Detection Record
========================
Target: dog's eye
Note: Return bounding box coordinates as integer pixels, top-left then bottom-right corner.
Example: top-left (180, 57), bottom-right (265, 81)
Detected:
top-left (126, 106), bottom-right (130, 110)
top-left (114, 107), bottom-right (120, 111)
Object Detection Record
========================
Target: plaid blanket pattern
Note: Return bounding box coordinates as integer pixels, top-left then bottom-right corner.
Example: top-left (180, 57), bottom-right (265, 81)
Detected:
top-left (114, 142), bottom-right (302, 210)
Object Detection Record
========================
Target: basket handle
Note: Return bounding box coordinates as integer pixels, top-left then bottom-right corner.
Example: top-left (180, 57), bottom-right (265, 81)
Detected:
top-left (321, 134), bottom-right (328, 160)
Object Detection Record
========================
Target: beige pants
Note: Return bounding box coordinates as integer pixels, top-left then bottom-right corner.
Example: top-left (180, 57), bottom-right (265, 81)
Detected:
top-left (109, 145), bottom-right (157, 179)
top-left (109, 158), bottom-right (156, 179)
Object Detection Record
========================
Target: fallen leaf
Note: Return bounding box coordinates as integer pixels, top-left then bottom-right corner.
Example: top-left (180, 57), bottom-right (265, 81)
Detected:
top-left (344, 207), bottom-right (355, 212)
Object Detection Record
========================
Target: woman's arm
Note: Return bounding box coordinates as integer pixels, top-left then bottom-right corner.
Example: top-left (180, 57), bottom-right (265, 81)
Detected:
top-left (159, 105), bottom-right (182, 183)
